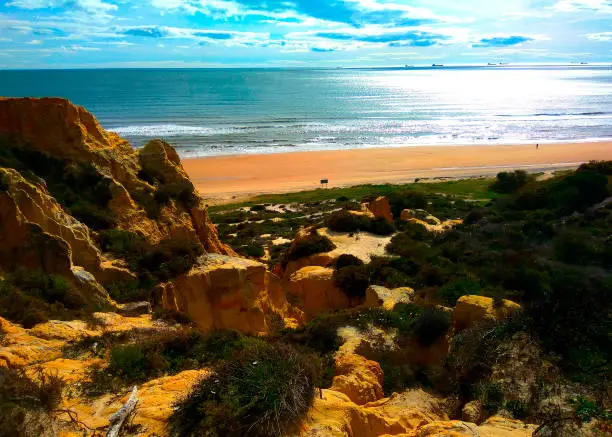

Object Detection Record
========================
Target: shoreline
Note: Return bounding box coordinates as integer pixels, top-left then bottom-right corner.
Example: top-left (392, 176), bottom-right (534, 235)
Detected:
top-left (182, 141), bottom-right (612, 204)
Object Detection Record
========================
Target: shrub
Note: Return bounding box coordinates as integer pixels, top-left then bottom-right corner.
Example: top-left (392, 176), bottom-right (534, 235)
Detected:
top-left (578, 160), bottom-right (612, 175)
top-left (333, 254), bottom-right (364, 270)
top-left (0, 368), bottom-right (64, 437)
top-left (368, 217), bottom-right (396, 236)
top-left (387, 190), bottom-right (427, 217)
top-left (333, 265), bottom-right (370, 298)
top-left (0, 270), bottom-right (87, 328)
top-left (491, 170), bottom-right (530, 194)
top-left (97, 231), bottom-right (204, 302)
top-left (326, 210), bottom-right (369, 233)
top-left (169, 343), bottom-right (317, 437)
top-left (438, 278), bottom-right (481, 306)
top-left (286, 231), bottom-right (335, 262)
top-left (0, 144), bottom-right (116, 229)
top-left (411, 308), bottom-right (451, 347)
top-left (326, 210), bottom-right (396, 236)
top-left (480, 381), bottom-right (505, 414)
top-left (108, 344), bottom-right (153, 381)
top-left (238, 244), bottom-right (265, 259)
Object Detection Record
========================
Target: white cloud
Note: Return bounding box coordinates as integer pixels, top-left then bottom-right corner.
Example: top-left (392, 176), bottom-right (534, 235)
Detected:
top-left (553, 0), bottom-right (612, 13)
top-left (587, 31), bottom-right (612, 41)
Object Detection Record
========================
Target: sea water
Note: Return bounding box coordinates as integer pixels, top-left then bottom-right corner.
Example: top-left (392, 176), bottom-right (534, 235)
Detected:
top-left (0, 66), bottom-right (610, 157)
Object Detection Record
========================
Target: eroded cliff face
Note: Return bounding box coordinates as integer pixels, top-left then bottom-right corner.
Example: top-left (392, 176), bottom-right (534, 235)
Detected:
top-left (0, 97), bottom-right (302, 336)
top-left (0, 97), bottom-right (233, 253)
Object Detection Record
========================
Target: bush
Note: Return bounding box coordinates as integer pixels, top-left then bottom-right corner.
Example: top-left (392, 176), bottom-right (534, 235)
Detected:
top-left (0, 144), bottom-right (116, 229)
top-left (286, 230), bottom-right (335, 262)
top-left (97, 230), bottom-right (204, 302)
top-left (238, 244), bottom-right (265, 259)
top-left (108, 344), bottom-right (153, 381)
top-left (491, 170), bottom-right (530, 194)
top-left (387, 190), bottom-right (427, 217)
top-left (333, 265), bottom-right (370, 298)
top-left (0, 368), bottom-right (64, 437)
top-left (333, 254), bottom-right (364, 270)
top-left (0, 270), bottom-right (87, 328)
top-left (411, 308), bottom-right (451, 347)
top-left (368, 217), bottom-right (396, 235)
top-left (326, 210), bottom-right (396, 236)
top-left (438, 278), bottom-right (481, 306)
top-left (326, 210), bottom-right (369, 233)
top-left (170, 343), bottom-right (316, 437)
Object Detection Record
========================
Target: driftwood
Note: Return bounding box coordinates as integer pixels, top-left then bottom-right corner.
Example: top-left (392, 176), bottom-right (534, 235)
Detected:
top-left (106, 386), bottom-right (138, 437)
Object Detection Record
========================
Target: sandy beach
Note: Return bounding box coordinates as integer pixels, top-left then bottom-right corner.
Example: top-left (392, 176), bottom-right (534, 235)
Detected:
top-left (183, 142), bottom-right (612, 203)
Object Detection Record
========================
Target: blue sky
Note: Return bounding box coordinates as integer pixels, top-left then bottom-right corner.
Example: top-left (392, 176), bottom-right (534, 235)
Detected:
top-left (0, 0), bottom-right (610, 68)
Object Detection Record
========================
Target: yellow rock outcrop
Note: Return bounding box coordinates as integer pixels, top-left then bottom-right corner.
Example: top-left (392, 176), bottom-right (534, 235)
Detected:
top-left (363, 196), bottom-right (394, 222)
top-left (453, 295), bottom-right (522, 331)
top-left (331, 353), bottom-right (385, 405)
top-left (158, 254), bottom-right (302, 334)
top-left (288, 266), bottom-right (350, 319)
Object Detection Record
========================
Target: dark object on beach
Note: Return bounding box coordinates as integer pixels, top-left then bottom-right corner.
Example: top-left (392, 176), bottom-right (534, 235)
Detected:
top-left (537, 144), bottom-right (539, 149)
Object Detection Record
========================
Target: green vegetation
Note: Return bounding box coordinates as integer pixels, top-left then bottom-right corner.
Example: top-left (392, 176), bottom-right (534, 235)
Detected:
top-left (0, 368), bottom-right (65, 437)
top-left (84, 330), bottom-right (269, 395)
top-left (490, 170), bottom-right (532, 193)
top-left (169, 343), bottom-right (317, 437)
top-left (0, 142), bottom-right (116, 229)
top-left (208, 178), bottom-right (498, 214)
top-left (0, 269), bottom-right (87, 328)
top-left (98, 229), bottom-right (203, 302)
top-left (285, 229), bottom-right (336, 262)
top-left (326, 210), bottom-right (396, 235)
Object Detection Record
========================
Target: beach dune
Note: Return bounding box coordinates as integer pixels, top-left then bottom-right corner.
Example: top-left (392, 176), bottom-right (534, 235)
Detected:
top-left (183, 142), bottom-right (612, 202)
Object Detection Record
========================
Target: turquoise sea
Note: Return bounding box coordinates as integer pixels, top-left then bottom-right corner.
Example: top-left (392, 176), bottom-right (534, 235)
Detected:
top-left (0, 66), bottom-right (611, 157)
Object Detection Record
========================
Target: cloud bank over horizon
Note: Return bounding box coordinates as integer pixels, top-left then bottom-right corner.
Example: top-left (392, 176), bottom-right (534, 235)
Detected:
top-left (0, 0), bottom-right (610, 68)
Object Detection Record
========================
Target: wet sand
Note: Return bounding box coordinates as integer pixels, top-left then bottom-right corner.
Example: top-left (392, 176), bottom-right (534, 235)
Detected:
top-left (182, 142), bottom-right (612, 203)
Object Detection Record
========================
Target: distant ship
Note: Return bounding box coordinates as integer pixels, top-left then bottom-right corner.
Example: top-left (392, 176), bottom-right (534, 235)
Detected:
top-left (432, 64), bottom-right (444, 67)
top-left (580, 62), bottom-right (589, 65)
top-left (487, 63), bottom-right (497, 66)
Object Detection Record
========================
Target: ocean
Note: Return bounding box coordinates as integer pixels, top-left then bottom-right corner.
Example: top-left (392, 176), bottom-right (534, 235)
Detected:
top-left (0, 66), bottom-right (611, 157)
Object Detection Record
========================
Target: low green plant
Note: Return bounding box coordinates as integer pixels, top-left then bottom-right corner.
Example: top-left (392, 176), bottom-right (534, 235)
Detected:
top-left (169, 343), bottom-right (317, 437)
top-left (286, 230), bottom-right (335, 262)
top-left (0, 270), bottom-right (87, 328)
top-left (570, 397), bottom-right (611, 424)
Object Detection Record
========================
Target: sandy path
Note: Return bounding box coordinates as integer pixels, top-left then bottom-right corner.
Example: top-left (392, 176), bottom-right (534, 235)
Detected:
top-left (183, 142), bottom-right (612, 202)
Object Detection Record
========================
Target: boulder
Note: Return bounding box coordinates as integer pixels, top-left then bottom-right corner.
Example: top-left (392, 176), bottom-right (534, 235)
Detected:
top-left (330, 354), bottom-right (384, 405)
top-left (287, 266), bottom-right (349, 319)
top-left (454, 295), bottom-right (522, 331)
top-left (284, 253), bottom-right (336, 279)
top-left (363, 196), bottom-right (393, 222)
top-left (364, 285), bottom-right (414, 310)
top-left (158, 254), bottom-right (300, 334)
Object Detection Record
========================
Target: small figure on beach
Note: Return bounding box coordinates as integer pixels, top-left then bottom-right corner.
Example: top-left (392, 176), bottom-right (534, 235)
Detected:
top-left (536, 143), bottom-right (539, 150)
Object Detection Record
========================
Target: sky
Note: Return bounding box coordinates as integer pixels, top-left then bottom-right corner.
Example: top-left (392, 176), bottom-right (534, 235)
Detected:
top-left (0, 0), bottom-right (610, 69)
